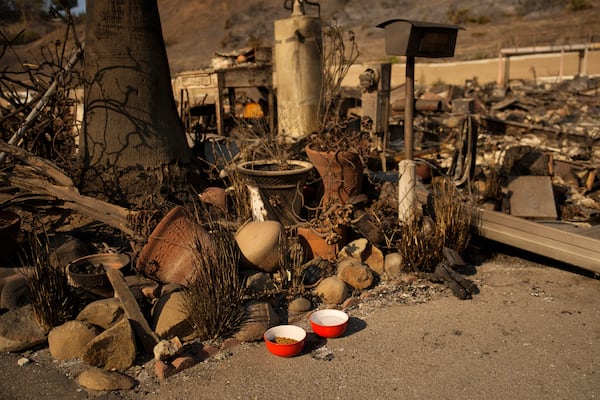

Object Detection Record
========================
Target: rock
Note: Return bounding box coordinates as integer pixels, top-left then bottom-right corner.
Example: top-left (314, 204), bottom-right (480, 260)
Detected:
top-left (0, 305), bottom-right (48, 352)
top-left (234, 301), bottom-right (279, 342)
top-left (288, 296), bottom-right (312, 313)
top-left (124, 275), bottom-right (160, 301)
top-left (338, 238), bottom-right (384, 275)
top-left (153, 337), bottom-right (183, 361)
top-left (48, 320), bottom-right (100, 361)
top-left (81, 318), bottom-right (136, 371)
top-left (235, 221), bottom-right (284, 272)
top-left (315, 277), bottom-right (348, 305)
top-left (160, 283), bottom-right (184, 297)
top-left (0, 273), bottom-right (30, 310)
top-left (338, 238), bottom-right (369, 260)
top-left (76, 298), bottom-right (124, 330)
top-left (152, 291), bottom-right (195, 341)
top-left (17, 357), bottom-right (30, 366)
top-left (77, 367), bottom-right (136, 391)
top-left (364, 244), bottom-right (384, 275)
top-left (337, 258), bottom-right (374, 290)
top-left (244, 271), bottom-right (276, 294)
top-left (49, 237), bottom-right (90, 269)
top-left (220, 338), bottom-right (241, 351)
top-left (384, 252), bottom-right (404, 278)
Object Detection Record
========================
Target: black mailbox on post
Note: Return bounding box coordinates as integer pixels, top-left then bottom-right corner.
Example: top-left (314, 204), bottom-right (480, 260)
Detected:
top-left (376, 19), bottom-right (462, 58)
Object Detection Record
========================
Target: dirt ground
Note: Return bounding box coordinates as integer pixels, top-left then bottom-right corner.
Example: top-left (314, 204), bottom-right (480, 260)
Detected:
top-left (1, 243), bottom-right (598, 400)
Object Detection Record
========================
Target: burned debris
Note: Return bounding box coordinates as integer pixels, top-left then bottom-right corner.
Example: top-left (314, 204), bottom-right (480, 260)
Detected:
top-left (0, 0), bottom-right (599, 393)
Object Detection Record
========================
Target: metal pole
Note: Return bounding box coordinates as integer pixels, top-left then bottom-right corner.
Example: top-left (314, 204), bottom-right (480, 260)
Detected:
top-left (404, 56), bottom-right (415, 161)
top-left (398, 56), bottom-right (416, 223)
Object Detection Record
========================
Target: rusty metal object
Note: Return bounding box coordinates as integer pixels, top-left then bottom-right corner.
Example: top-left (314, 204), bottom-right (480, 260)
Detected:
top-left (391, 99), bottom-right (443, 112)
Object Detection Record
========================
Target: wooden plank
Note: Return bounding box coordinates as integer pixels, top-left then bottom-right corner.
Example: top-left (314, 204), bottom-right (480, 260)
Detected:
top-left (105, 267), bottom-right (159, 355)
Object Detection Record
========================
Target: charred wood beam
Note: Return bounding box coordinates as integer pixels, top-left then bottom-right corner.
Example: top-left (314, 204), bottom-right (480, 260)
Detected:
top-left (0, 140), bottom-right (141, 241)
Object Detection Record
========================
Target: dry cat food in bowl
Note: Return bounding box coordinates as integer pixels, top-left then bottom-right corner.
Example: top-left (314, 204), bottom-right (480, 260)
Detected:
top-left (309, 309), bottom-right (349, 338)
top-left (263, 325), bottom-right (306, 357)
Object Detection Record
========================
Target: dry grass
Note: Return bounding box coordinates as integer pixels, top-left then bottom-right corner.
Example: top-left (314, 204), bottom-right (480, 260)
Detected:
top-left (396, 178), bottom-right (477, 273)
top-left (397, 216), bottom-right (444, 273)
top-left (22, 233), bottom-right (78, 331)
top-left (277, 234), bottom-right (307, 296)
top-left (432, 178), bottom-right (476, 254)
top-left (183, 222), bottom-right (246, 341)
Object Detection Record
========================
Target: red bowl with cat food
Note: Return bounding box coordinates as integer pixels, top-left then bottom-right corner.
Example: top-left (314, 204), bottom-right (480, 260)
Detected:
top-left (263, 325), bottom-right (306, 357)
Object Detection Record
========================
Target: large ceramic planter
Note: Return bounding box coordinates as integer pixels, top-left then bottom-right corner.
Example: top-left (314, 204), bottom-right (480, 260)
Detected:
top-left (305, 145), bottom-right (363, 206)
top-left (236, 159), bottom-right (313, 226)
top-left (136, 206), bottom-right (214, 285)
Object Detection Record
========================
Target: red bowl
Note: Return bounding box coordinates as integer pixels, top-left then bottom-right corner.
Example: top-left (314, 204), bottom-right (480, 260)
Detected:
top-left (263, 325), bottom-right (306, 357)
top-left (309, 309), bottom-right (349, 338)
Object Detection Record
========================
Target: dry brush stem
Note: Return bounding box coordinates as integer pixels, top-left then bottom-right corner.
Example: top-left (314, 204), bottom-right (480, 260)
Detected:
top-left (23, 232), bottom-right (78, 331)
top-left (432, 178), bottom-right (476, 254)
top-left (184, 224), bottom-right (246, 341)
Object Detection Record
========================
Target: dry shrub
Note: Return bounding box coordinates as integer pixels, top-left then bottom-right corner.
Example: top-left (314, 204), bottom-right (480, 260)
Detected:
top-left (278, 234), bottom-right (307, 296)
top-left (432, 178), bottom-right (476, 254)
top-left (396, 178), bottom-right (477, 273)
top-left (397, 216), bottom-right (444, 273)
top-left (23, 233), bottom-right (78, 331)
top-left (184, 223), bottom-right (246, 341)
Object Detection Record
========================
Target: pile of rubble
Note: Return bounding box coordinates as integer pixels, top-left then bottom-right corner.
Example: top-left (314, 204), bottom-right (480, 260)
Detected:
top-left (391, 75), bottom-right (600, 224)
top-left (0, 74), bottom-right (598, 395)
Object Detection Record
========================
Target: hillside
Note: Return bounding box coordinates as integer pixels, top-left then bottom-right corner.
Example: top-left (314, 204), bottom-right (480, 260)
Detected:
top-left (157, 0), bottom-right (600, 73)
top-left (2, 1), bottom-right (600, 76)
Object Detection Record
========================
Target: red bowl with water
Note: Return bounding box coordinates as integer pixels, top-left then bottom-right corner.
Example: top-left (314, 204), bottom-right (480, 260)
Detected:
top-left (309, 309), bottom-right (349, 338)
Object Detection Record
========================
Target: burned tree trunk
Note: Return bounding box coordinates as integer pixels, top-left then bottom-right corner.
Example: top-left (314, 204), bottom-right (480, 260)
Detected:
top-left (81, 0), bottom-right (192, 205)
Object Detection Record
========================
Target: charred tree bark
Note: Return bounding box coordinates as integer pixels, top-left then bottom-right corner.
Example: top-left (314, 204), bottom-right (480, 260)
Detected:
top-left (81, 0), bottom-right (192, 205)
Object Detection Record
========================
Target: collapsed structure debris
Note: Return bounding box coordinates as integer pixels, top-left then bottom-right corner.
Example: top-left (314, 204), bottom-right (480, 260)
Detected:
top-left (0, 0), bottom-right (599, 393)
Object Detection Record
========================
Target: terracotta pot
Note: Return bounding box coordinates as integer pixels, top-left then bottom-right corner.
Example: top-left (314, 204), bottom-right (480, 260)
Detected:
top-left (136, 206), bottom-right (214, 285)
top-left (67, 253), bottom-right (131, 289)
top-left (305, 145), bottom-right (363, 205)
top-left (297, 225), bottom-right (348, 261)
top-left (237, 159), bottom-right (313, 225)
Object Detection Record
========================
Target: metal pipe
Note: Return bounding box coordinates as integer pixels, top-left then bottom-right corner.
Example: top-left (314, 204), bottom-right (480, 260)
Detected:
top-left (404, 56), bottom-right (415, 161)
top-left (392, 99), bottom-right (443, 112)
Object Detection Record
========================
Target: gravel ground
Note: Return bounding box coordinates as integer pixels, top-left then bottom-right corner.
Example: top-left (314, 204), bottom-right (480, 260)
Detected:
top-left (1, 248), bottom-right (599, 400)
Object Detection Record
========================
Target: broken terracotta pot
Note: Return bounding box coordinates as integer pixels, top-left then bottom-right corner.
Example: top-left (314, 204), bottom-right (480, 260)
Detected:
top-left (137, 206), bottom-right (214, 285)
top-left (297, 225), bottom-right (348, 261)
top-left (67, 253), bottom-right (130, 290)
top-left (235, 220), bottom-right (283, 273)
